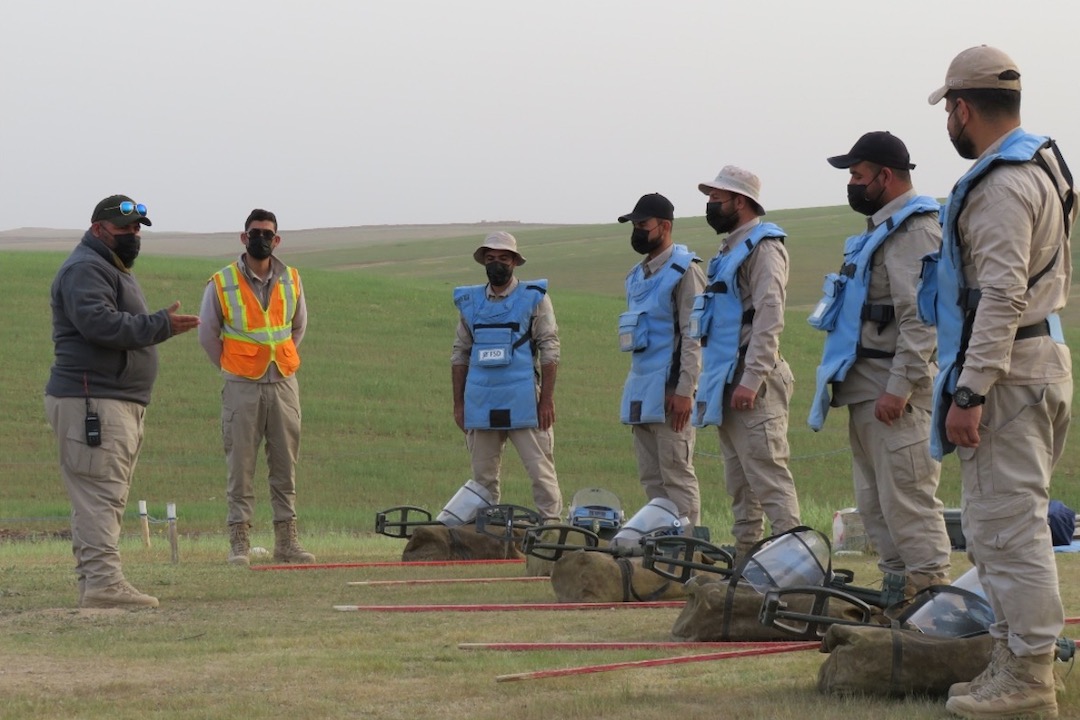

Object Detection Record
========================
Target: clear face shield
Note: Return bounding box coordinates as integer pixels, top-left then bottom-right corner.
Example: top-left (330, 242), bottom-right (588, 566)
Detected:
top-left (435, 479), bottom-right (495, 526)
top-left (610, 498), bottom-right (687, 549)
top-left (568, 488), bottom-right (625, 535)
top-left (899, 567), bottom-right (994, 638)
top-left (741, 529), bottom-right (831, 594)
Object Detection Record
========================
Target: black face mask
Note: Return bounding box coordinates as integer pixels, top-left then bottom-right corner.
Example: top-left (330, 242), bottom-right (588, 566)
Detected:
top-left (846, 173), bottom-right (886, 216)
top-left (111, 233), bottom-right (141, 268)
top-left (246, 236), bottom-right (274, 260)
top-left (948, 105), bottom-right (977, 160)
top-left (630, 226), bottom-right (662, 255)
top-left (485, 261), bottom-right (513, 286)
top-left (705, 201), bottom-right (738, 234)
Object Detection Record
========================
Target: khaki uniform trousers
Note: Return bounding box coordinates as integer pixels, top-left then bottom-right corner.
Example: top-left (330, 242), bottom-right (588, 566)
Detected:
top-left (466, 426), bottom-right (562, 522)
top-left (848, 400), bottom-right (951, 578)
top-left (45, 394), bottom-right (145, 590)
top-left (959, 380), bottom-right (1071, 657)
top-left (717, 358), bottom-right (801, 549)
top-left (631, 421), bottom-right (700, 526)
top-left (222, 375), bottom-right (302, 526)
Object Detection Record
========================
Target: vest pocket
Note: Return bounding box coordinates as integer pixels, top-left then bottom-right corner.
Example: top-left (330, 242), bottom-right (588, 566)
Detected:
top-left (618, 311), bottom-right (649, 352)
top-left (807, 273), bottom-right (846, 332)
top-left (688, 293), bottom-right (713, 340)
top-left (916, 251), bottom-right (940, 326)
top-left (473, 327), bottom-right (513, 367)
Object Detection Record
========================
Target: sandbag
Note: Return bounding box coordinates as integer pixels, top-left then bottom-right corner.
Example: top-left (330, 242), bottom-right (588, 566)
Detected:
top-left (817, 624), bottom-right (992, 697)
top-left (401, 524), bottom-right (523, 562)
top-left (670, 575), bottom-right (878, 642)
top-left (549, 549), bottom-right (687, 603)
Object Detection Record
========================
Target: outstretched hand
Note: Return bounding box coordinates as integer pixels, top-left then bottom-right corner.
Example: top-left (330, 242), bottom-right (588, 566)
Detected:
top-left (167, 301), bottom-right (200, 336)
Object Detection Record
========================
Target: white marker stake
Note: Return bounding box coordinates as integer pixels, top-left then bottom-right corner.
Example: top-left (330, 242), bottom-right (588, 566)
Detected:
top-left (138, 500), bottom-right (151, 548)
top-left (166, 502), bottom-right (178, 564)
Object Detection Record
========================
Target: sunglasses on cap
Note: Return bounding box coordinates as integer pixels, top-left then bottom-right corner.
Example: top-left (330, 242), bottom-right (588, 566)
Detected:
top-left (102, 200), bottom-right (148, 217)
top-left (246, 229), bottom-right (277, 241)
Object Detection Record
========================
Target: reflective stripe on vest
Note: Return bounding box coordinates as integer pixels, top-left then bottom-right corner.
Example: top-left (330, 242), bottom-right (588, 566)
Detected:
top-left (807, 195), bottom-right (941, 430)
top-left (454, 279), bottom-right (548, 430)
top-left (693, 222), bottom-right (786, 428)
top-left (212, 263), bottom-right (301, 379)
top-left (620, 245), bottom-right (698, 424)
top-left (930, 130), bottom-right (1056, 459)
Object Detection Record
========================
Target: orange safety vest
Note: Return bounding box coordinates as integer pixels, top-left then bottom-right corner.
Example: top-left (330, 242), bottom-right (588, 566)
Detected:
top-left (212, 262), bottom-right (301, 379)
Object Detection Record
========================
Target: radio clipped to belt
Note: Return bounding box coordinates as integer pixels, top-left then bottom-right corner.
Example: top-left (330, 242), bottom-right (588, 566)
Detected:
top-left (618, 310), bottom-right (649, 352)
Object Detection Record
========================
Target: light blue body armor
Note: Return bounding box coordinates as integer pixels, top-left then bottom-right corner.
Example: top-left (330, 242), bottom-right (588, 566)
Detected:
top-left (690, 223), bottom-right (786, 428)
top-left (454, 279), bottom-right (548, 430)
top-left (619, 245), bottom-right (698, 424)
top-left (921, 130), bottom-right (1067, 458)
top-left (807, 195), bottom-right (941, 430)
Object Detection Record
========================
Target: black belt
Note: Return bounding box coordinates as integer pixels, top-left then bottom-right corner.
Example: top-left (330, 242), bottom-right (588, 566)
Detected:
top-left (1015, 319), bottom-right (1051, 341)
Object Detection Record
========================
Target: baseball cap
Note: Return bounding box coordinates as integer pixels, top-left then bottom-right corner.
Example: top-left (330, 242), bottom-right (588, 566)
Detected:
top-left (698, 165), bottom-right (765, 215)
top-left (928, 45), bottom-right (1021, 105)
top-left (473, 231), bottom-right (526, 265)
top-left (827, 131), bottom-right (916, 170)
top-left (91, 194), bottom-right (152, 227)
top-left (617, 193), bottom-right (674, 224)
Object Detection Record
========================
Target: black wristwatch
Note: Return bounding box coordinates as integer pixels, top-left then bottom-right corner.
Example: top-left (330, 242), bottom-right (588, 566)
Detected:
top-left (952, 387), bottom-right (986, 409)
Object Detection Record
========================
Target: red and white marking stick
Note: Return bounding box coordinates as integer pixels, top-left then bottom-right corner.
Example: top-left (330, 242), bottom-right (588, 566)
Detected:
top-left (332, 600), bottom-right (685, 612)
top-left (460, 641), bottom-right (808, 651)
top-left (346, 576), bottom-right (548, 587)
top-left (494, 642), bottom-right (819, 682)
top-left (250, 558), bottom-right (524, 571)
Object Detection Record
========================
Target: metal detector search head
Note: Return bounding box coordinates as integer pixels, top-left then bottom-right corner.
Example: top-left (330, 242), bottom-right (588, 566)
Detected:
top-left (474, 504), bottom-right (542, 542)
top-left (641, 535), bottom-right (736, 583)
top-left (521, 523), bottom-right (601, 562)
top-left (374, 505), bottom-right (438, 539)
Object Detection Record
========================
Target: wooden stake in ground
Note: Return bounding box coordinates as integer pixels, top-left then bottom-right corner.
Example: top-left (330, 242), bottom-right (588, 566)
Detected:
top-left (167, 502), bottom-right (178, 564)
top-left (138, 500), bottom-right (151, 548)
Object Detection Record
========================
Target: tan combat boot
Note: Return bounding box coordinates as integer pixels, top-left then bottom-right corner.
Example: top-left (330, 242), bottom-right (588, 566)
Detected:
top-left (949, 638), bottom-right (1009, 698)
top-left (905, 570), bottom-right (950, 600)
top-left (81, 580), bottom-right (159, 609)
top-left (945, 649), bottom-right (1057, 719)
top-left (273, 519), bottom-right (315, 564)
top-left (228, 522), bottom-right (251, 566)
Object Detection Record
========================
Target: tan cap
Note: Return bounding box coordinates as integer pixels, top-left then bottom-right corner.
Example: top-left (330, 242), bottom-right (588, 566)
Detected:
top-left (928, 45), bottom-right (1021, 105)
top-left (473, 231), bottom-right (526, 265)
top-left (698, 165), bottom-right (765, 215)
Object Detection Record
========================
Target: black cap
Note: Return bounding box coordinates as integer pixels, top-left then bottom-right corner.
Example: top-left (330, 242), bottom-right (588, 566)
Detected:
top-left (91, 194), bottom-right (152, 227)
top-left (617, 193), bottom-right (674, 223)
top-left (827, 131), bottom-right (916, 171)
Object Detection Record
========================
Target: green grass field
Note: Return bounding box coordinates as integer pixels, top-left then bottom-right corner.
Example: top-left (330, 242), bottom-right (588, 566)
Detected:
top-left (1, 208), bottom-right (1078, 719)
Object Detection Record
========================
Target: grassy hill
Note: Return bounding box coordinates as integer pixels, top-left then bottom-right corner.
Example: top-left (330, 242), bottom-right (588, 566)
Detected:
top-left (4, 207), bottom-right (1079, 538)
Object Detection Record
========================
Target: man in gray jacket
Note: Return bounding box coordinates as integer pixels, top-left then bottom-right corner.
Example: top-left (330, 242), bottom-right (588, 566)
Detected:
top-left (45, 194), bottom-right (199, 609)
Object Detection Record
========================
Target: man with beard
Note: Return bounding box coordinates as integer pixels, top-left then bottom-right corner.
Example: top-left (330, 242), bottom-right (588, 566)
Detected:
top-left (616, 193), bottom-right (705, 526)
top-left (46, 195), bottom-right (200, 607)
top-left (199, 209), bottom-right (314, 566)
top-left (690, 167), bottom-right (801, 557)
top-left (808, 132), bottom-right (951, 600)
top-left (451, 232), bottom-right (563, 522)
top-left (926, 46), bottom-right (1076, 719)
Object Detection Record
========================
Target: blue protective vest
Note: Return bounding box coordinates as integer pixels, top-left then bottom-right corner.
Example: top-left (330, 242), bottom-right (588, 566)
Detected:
top-left (619, 245), bottom-right (699, 424)
top-left (926, 130), bottom-right (1068, 458)
top-left (454, 279), bottom-right (548, 430)
top-left (691, 222), bottom-right (787, 428)
top-left (807, 195), bottom-right (941, 431)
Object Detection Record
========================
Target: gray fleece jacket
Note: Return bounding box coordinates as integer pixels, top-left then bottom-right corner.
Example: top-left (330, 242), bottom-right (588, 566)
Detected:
top-left (45, 230), bottom-right (173, 405)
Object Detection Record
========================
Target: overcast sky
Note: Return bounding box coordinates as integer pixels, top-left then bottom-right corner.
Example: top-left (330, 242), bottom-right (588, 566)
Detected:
top-left (3, 0), bottom-right (1079, 234)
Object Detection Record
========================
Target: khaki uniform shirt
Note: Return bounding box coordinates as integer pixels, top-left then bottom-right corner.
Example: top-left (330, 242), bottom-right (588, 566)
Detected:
top-left (722, 219), bottom-right (788, 393)
top-left (834, 190), bottom-right (940, 408)
top-left (956, 131), bottom-right (1076, 394)
top-left (451, 276), bottom-right (560, 367)
top-left (637, 244), bottom-right (706, 397)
